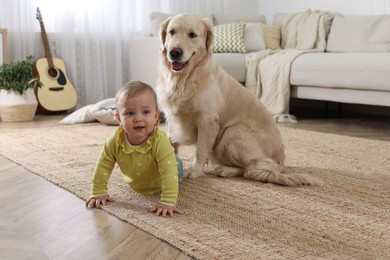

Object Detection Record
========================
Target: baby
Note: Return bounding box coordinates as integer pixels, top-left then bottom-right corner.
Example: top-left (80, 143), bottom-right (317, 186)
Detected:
top-left (86, 81), bottom-right (183, 217)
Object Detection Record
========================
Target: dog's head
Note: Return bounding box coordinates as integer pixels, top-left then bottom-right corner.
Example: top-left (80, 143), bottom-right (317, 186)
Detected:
top-left (159, 14), bottom-right (213, 73)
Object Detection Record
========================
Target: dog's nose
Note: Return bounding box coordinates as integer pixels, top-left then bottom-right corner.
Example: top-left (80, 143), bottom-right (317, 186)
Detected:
top-left (170, 48), bottom-right (183, 59)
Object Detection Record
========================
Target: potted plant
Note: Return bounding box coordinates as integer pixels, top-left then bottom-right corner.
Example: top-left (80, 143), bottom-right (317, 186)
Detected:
top-left (0, 55), bottom-right (42, 122)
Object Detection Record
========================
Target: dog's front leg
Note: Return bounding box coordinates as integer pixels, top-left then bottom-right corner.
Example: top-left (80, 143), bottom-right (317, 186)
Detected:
top-left (186, 116), bottom-right (219, 179)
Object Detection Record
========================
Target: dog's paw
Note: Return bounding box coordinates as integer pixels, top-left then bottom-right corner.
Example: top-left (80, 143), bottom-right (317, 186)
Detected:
top-left (182, 168), bottom-right (191, 179)
top-left (215, 166), bottom-right (243, 178)
top-left (214, 167), bottom-right (224, 177)
top-left (184, 167), bottom-right (204, 179)
top-left (215, 168), bottom-right (230, 177)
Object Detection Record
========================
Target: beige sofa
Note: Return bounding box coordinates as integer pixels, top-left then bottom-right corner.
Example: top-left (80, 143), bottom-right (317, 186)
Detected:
top-left (129, 12), bottom-right (390, 109)
top-left (290, 14), bottom-right (390, 108)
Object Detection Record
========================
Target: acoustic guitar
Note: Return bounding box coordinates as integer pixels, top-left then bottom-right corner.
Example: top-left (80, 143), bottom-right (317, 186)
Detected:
top-left (35, 7), bottom-right (77, 112)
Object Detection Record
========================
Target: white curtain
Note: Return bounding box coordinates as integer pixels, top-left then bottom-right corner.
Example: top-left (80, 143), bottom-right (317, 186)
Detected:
top-left (0, 0), bottom-right (259, 107)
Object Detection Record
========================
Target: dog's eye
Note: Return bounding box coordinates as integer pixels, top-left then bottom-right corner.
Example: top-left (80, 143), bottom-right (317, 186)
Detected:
top-left (188, 32), bottom-right (197, 38)
top-left (169, 29), bottom-right (175, 36)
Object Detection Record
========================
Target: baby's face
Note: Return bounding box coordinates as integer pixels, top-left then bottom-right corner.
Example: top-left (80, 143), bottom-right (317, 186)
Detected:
top-left (116, 90), bottom-right (159, 145)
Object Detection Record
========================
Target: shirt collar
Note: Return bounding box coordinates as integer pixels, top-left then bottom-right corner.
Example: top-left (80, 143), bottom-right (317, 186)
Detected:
top-left (116, 127), bottom-right (153, 154)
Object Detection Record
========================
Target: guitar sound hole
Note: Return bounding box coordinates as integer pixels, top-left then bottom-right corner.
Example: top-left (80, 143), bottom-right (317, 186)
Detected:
top-left (48, 67), bottom-right (58, 78)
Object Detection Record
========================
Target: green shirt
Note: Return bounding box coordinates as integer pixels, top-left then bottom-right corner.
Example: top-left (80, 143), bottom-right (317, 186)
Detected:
top-left (91, 126), bottom-right (179, 206)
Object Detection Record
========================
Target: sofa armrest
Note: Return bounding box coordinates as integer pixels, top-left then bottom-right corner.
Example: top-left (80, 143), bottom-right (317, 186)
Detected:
top-left (129, 37), bottom-right (160, 87)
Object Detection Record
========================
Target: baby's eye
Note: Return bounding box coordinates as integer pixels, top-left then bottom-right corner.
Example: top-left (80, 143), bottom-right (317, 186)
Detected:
top-left (143, 110), bottom-right (151, 115)
top-left (125, 111), bottom-right (135, 116)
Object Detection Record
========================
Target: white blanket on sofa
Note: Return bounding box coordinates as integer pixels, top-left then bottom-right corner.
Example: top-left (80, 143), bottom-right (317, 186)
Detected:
top-left (245, 9), bottom-right (331, 122)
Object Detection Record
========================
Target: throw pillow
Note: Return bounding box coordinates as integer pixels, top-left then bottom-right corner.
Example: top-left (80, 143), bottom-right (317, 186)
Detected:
top-left (90, 107), bottom-right (118, 125)
top-left (244, 23), bottom-right (266, 52)
top-left (60, 98), bottom-right (119, 125)
top-left (59, 104), bottom-right (96, 124)
top-left (213, 22), bottom-right (246, 53)
top-left (262, 25), bottom-right (281, 50)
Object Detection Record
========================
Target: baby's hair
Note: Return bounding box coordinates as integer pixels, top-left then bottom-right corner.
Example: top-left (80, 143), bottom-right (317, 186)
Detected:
top-left (115, 81), bottom-right (158, 108)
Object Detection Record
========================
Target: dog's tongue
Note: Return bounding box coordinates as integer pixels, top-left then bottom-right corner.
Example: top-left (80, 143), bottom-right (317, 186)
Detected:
top-left (172, 61), bottom-right (185, 71)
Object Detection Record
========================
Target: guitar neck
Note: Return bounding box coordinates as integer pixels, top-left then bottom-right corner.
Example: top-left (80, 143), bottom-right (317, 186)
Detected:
top-left (38, 21), bottom-right (55, 69)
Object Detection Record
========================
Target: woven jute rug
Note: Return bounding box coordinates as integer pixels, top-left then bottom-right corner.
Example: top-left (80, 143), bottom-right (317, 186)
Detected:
top-left (0, 123), bottom-right (389, 259)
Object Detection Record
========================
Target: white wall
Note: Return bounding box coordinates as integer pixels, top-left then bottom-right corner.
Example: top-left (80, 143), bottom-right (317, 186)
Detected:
top-left (259, 0), bottom-right (390, 23)
top-left (158, 0), bottom-right (260, 17)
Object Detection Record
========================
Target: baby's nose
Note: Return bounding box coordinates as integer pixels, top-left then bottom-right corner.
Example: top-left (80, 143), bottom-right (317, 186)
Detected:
top-left (134, 115), bottom-right (142, 122)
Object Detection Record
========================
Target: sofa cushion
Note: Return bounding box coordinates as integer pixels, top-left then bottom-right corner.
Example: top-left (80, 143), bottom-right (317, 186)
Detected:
top-left (326, 14), bottom-right (390, 52)
top-left (290, 52), bottom-right (390, 92)
top-left (213, 53), bottom-right (247, 82)
top-left (213, 14), bottom-right (266, 25)
top-left (213, 22), bottom-right (246, 53)
top-left (272, 13), bottom-right (288, 25)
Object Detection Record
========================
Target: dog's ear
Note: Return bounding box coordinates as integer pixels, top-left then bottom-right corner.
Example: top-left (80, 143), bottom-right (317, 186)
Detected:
top-left (159, 17), bottom-right (172, 54)
top-left (203, 18), bottom-right (214, 55)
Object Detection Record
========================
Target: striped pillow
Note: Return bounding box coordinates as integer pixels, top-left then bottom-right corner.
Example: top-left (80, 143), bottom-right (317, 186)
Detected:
top-left (212, 22), bottom-right (246, 53)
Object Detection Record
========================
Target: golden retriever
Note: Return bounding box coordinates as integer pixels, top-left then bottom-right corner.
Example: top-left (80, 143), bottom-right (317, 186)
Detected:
top-left (157, 14), bottom-right (323, 186)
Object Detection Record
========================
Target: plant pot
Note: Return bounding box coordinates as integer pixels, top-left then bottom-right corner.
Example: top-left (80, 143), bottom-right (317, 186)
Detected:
top-left (0, 88), bottom-right (38, 122)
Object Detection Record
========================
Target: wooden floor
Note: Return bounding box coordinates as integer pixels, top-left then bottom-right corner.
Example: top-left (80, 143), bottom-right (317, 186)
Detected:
top-left (0, 104), bottom-right (389, 260)
top-left (287, 102), bottom-right (390, 141)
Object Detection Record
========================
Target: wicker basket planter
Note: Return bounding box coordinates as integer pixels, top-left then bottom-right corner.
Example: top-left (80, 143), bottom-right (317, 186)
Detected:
top-left (0, 56), bottom-right (41, 123)
top-left (0, 89), bottom-right (38, 122)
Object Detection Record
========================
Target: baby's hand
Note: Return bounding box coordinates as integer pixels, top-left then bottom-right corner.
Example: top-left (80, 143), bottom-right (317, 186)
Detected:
top-left (86, 195), bottom-right (115, 209)
top-left (150, 203), bottom-right (183, 217)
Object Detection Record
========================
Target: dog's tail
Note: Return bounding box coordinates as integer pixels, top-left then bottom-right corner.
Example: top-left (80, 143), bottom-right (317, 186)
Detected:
top-left (244, 159), bottom-right (324, 186)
